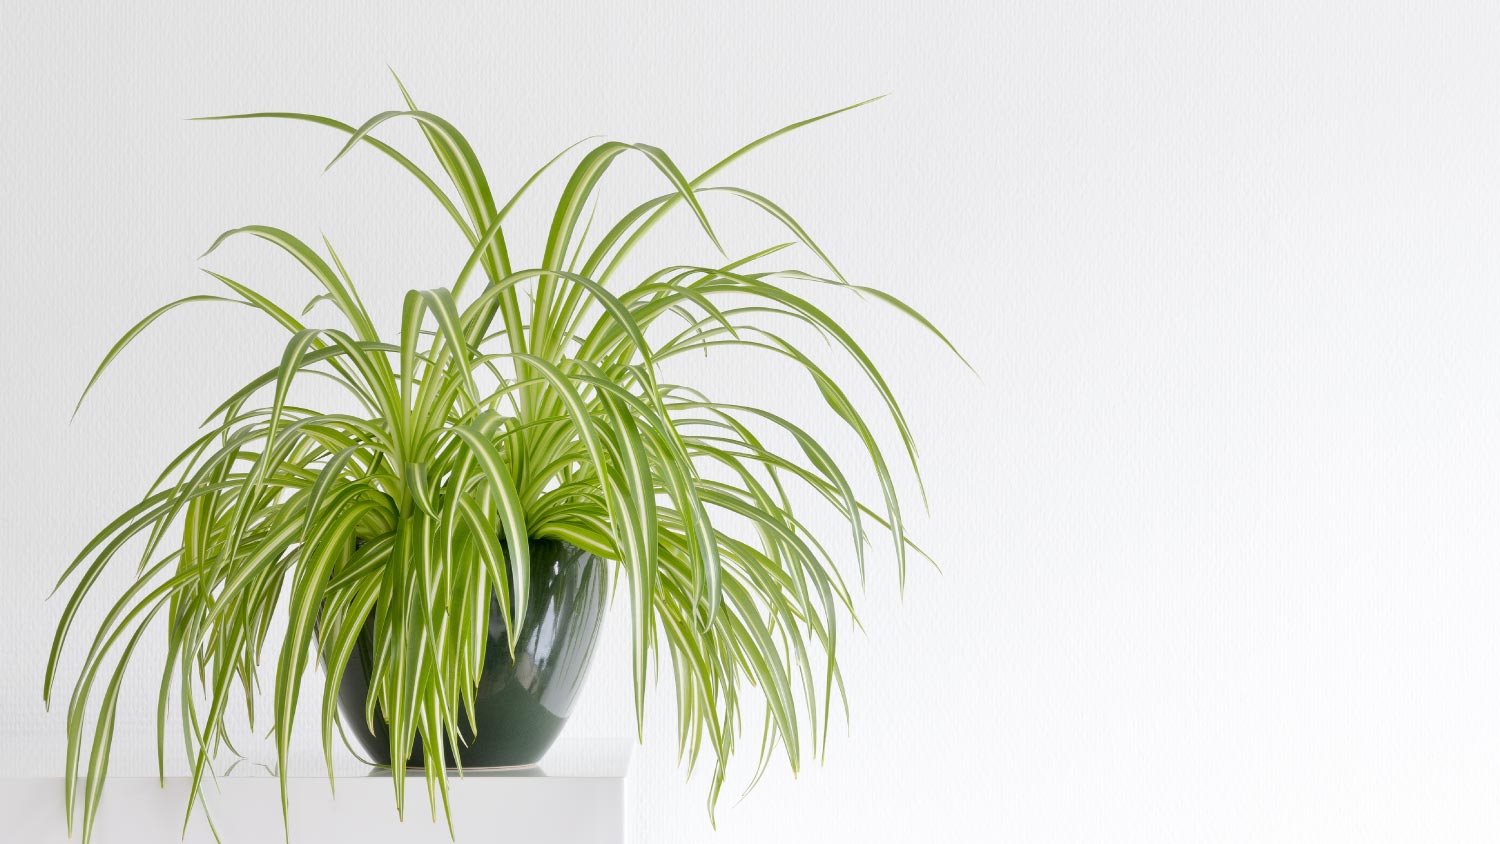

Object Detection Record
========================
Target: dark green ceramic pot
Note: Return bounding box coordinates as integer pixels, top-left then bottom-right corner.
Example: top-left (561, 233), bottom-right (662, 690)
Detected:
top-left (335, 538), bottom-right (607, 769)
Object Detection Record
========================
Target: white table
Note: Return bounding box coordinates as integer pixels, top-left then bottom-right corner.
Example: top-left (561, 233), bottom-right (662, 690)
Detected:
top-left (6, 740), bottom-right (630, 843)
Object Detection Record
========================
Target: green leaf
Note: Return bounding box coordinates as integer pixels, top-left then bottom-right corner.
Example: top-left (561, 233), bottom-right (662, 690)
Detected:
top-left (201, 225), bottom-right (379, 342)
top-left (447, 424), bottom-right (530, 641)
top-left (74, 295), bottom-right (247, 417)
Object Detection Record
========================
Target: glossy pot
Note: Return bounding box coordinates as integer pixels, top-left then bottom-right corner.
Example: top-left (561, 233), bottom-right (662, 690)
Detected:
top-left (335, 538), bottom-right (607, 768)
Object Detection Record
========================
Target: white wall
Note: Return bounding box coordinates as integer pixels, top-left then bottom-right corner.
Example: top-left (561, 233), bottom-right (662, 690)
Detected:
top-left (5, 2), bottom-right (1500, 841)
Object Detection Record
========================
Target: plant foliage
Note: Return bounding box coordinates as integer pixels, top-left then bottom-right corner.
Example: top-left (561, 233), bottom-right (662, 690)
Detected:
top-left (46, 75), bottom-right (959, 842)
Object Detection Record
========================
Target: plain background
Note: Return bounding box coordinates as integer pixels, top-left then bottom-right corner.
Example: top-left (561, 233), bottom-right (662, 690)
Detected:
top-left (5, 2), bottom-right (1500, 841)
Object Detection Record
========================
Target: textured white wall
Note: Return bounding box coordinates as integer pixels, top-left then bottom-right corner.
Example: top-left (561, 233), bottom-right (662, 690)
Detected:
top-left (6, 2), bottom-right (1500, 841)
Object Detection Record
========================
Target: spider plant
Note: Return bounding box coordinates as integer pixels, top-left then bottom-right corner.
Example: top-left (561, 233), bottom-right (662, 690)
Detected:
top-left (45, 76), bottom-right (962, 843)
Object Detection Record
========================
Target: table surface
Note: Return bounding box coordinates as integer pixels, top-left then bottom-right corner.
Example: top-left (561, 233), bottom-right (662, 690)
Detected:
top-left (5, 739), bottom-right (632, 844)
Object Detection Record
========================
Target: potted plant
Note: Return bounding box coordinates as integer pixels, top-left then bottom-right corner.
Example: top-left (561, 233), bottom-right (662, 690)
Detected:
top-left (45, 76), bottom-right (962, 842)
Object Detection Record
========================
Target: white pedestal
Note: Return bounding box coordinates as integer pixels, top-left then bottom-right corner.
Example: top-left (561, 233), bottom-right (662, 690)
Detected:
top-left (4, 740), bottom-right (630, 844)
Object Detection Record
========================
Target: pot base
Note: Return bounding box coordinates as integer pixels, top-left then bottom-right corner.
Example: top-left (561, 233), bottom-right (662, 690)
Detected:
top-left (382, 762), bottom-right (541, 774)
